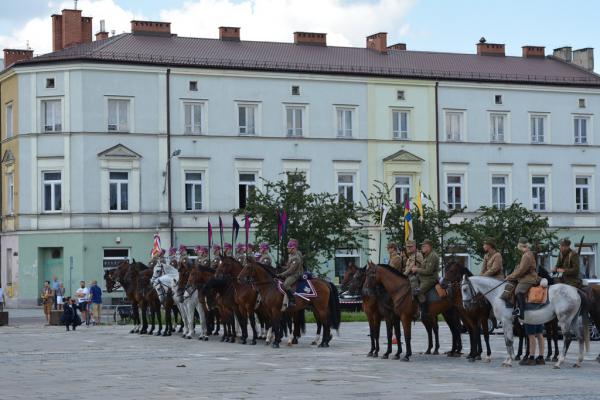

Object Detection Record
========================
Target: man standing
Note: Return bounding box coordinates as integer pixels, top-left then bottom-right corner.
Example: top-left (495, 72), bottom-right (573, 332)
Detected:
top-left (481, 238), bottom-right (504, 280)
top-left (75, 280), bottom-right (90, 325)
top-left (258, 243), bottom-right (272, 266)
top-left (387, 242), bottom-right (405, 272)
top-left (277, 239), bottom-right (304, 309)
top-left (553, 238), bottom-right (582, 288)
top-left (51, 274), bottom-right (60, 310)
top-left (89, 280), bottom-right (102, 326)
top-left (41, 281), bottom-right (53, 324)
top-left (507, 238), bottom-right (538, 319)
top-left (412, 240), bottom-right (439, 319)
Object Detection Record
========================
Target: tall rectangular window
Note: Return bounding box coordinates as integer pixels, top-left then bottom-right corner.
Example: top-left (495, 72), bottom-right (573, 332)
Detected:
top-left (575, 176), bottom-right (590, 212)
top-left (336, 108), bottom-right (353, 138)
top-left (184, 102), bottom-right (202, 134)
top-left (42, 100), bottom-right (62, 132)
top-left (108, 99), bottom-right (130, 132)
top-left (109, 171), bottom-right (129, 211)
top-left (531, 176), bottom-right (547, 211)
top-left (445, 111), bottom-right (463, 141)
top-left (392, 110), bottom-right (409, 139)
top-left (446, 175), bottom-right (463, 209)
top-left (491, 175), bottom-right (507, 209)
top-left (337, 173), bottom-right (355, 203)
top-left (574, 116), bottom-right (589, 144)
top-left (43, 171), bottom-right (62, 212)
top-left (7, 173), bottom-right (14, 215)
top-left (238, 172), bottom-right (256, 209)
top-left (185, 172), bottom-right (203, 211)
top-left (238, 105), bottom-right (256, 135)
top-left (394, 176), bottom-right (411, 205)
top-left (286, 106), bottom-right (303, 137)
top-left (490, 113), bottom-right (506, 142)
top-left (531, 115), bottom-right (546, 143)
top-left (6, 103), bottom-right (13, 138)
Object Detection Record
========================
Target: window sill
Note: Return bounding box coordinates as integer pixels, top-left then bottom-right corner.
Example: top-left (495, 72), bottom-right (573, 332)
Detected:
top-left (286, 135), bottom-right (304, 138)
top-left (238, 133), bottom-right (257, 137)
top-left (41, 211), bottom-right (63, 214)
top-left (531, 142), bottom-right (546, 145)
top-left (392, 136), bottom-right (410, 141)
top-left (184, 209), bottom-right (204, 213)
top-left (336, 135), bottom-right (354, 139)
top-left (108, 130), bottom-right (131, 134)
top-left (108, 210), bottom-right (131, 213)
top-left (490, 140), bottom-right (506, 144)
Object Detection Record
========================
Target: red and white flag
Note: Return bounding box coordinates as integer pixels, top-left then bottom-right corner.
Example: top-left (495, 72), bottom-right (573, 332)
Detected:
top-left (151, 233), bottom-right (161, 257)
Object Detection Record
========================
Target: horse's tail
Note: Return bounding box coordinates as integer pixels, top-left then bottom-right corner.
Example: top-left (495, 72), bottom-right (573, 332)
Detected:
top-left (578, 289), bottom-right (590, 353)
top-left (328, 282), bottom-right (342, 332)
top-left (296, 310), bottom-right (306, 334)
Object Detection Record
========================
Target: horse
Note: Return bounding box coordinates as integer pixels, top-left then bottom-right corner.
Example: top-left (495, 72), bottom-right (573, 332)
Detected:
top-left (124, 261), bottom-right (162, 335)
top-left (238, 257), bottom-right (341, 348)
top-left (177, 260), bottom-right (211, 341)
top-left (204, 274), bottom-right (238, 343)
top-left (104, 260), bottom-right (141, 334)
top-left (461, 275), bottom-right (589, 368)
top-left (584, 284), bottom-right (600, 362)
top-left (348, 266), bottom-right (402, 359)
top-left (340, 263), bottom-right (358, 293)
top-left (185, 263), bottom-right (219, 340)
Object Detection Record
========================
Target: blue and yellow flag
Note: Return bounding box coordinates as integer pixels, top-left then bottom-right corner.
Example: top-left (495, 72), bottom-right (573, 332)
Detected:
top-left (404, 197), bottom-right (413, 242)
top-left (416, 180), bottom-right (424, 221)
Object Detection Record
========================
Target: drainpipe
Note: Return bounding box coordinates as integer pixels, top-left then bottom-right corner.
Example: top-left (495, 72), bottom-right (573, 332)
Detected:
top-left (166, 68), bottom-right (174, 246)
top-left (434, 81), bottom-right (440, 211)
top-left (0, 81), bottom-right (3, 284)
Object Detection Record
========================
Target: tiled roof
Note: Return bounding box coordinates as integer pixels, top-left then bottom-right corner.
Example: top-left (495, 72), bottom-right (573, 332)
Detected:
top-left (15, 33), bottom-right (600, 86)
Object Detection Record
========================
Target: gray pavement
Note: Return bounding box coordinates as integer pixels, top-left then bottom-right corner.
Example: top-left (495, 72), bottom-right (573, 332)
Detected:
top-left (2, 310), bottom-right (600, 400)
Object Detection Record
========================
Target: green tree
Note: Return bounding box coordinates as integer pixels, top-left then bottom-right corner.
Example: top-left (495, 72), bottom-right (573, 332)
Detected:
top-left (456, 203), bottom-right (558, 273)
top-left (235, 172), bottom-right (370, 276)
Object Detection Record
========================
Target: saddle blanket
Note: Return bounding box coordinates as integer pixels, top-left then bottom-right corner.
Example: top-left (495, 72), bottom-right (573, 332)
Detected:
top-left (277, 278), bottom-right (318, 301)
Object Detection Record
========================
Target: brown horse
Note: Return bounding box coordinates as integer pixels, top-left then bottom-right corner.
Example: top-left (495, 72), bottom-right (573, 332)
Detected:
top-left (238, 257), bottom-right (341, 348)
top-left (340, 263), bottom-right (359, 293)
top-left (584, 285), bottom-right (600, 362)
top-left (125, 261), bottom-right (162, 335)
top-left (348, 266), bottom-right (402, 359)
top-left (183, 264), bottom-right (218, 340)
top-left (104, 260), bottom-right (141, 334)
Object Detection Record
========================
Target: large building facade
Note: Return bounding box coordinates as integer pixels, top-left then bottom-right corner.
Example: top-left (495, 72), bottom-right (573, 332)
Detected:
top-left (0, 8), bottom-right (598, 307)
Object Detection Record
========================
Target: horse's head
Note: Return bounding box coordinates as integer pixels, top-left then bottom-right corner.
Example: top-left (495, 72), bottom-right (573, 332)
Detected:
top-left (238, 259), bottom-right (255, 285)
top-left (347, 266), bottom-right (367, 296)
top-left (340, 264), bottom-right (358, 292)
top-left (364, 260), bottom-right (379, 290)
top-left (152, 261), bottom-right (165, 280)
top-left (104, 267), bottom-right (118, 292)
top-left (444, 260), bottom-right (470, 283)
top-left (461, 275), bottom-right (477, 309)
top-left (215, 256), bottom-right (240, 281)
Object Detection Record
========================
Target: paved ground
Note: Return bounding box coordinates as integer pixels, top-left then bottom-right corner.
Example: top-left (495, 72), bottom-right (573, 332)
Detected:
top-left (2, 309), bottom-right (600, 400)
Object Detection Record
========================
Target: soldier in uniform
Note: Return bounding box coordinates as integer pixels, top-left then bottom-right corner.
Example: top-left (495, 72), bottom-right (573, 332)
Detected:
top-left (178, 245), bottom-right (189, 266)
top-left (211, 244), bottom-right (222, 269)
top-left (235, 243), bottom-right (246, 264)
top-left (410, 239), bottom-right (439, 319)
top-left (195, 246), bottom-right (210, 268)
top-left (223, 242), bottom-right (233, 257)
top-left (404, 239), bottom-right (424, 290)
top-left (481, 237), bottom-right (504, 280)
top-left (553, 238), bottom-right (582, 288)
top-left (258, 242), bottom-right (272, 266)
top-left (507, 237), bottom-right (539, 319)
top-left (277, 239), bottom-right (304, 308)
top-left (387, 242), bottom-right (405, 271)
top-left (168, 247), bottom-right (177, 265)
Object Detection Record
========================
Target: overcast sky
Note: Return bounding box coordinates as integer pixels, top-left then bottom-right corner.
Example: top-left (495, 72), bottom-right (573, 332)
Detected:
top-left (1, 0), bottom-right (598, 72)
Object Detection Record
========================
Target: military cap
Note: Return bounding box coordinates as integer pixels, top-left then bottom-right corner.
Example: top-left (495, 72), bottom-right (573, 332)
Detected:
top-left (421, 239), bottom-right (434, 247)
top-left (560, 238), bottom-right (571, 247)
top-left (387, 242), bottom-right (398, 250)
top-left (483, 237), bottom-right (497, 248)
top-left (405, 239), bottom-right (416, 246)
top-left (518, 237), bottom-right (529, 246)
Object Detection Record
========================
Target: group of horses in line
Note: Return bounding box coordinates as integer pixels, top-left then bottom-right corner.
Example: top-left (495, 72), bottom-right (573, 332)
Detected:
top-left (104, 255), bottom-right (341, 349)
top-left (340, 260), bottom-right (600, 368)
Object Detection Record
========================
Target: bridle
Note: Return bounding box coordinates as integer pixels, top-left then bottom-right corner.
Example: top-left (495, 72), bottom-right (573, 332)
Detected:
top-left (461, 276), bottom-right (505, 308)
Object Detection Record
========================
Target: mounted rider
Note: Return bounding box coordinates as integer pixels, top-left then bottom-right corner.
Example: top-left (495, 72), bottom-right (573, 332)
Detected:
top-left (387, 242), bottom-right (405, 272)
top-left (258, 242), bottom-right (272, 266)
top-left (168, 247), bottom-right (178, 266)
top-left (507, 237), bottom-right (539, 319)
top-left (195, 246), bottom-right (210, 268)
top-left (178, 245), bottom-right (190, 266)
top-left (481, 237), bottom-right (504, 280)
top-left (277, 239), bottom-right (304, 309)
top-left (211, 244), bottom-right (222, 269)
top-left (408, 239), bottom-right (439, 319)
top-left (553, 238), bottom-right (582, 288)
top-left (223, 242), bottom-right (233, 257)
top-left (149, 248), bottom-right (165, 268)
top-left (235, 243), bottom-right (246, 264)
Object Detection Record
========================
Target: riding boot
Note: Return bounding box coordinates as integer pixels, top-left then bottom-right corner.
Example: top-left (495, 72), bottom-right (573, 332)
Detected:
top-left (286, 290), bottom-right (296, 308)
top-left (514, 293), bottom-right (526, 320)
top-left (419, 301), bottom-right (428, 321)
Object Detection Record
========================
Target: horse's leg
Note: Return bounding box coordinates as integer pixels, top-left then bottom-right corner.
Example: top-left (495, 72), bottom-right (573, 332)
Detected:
top-left (140, 303), bottom-right (148, 334)
top-left (552, 321), bottom-right (560, 362)
top-left (382, 318), bottom-right (392, 359)
top-left (481, 318), bottom-right (492, 362)
top-left (248, 310), bottom-right (258, 345)
top-left (433, 319), bottom-right (440, 355)
top-left (271, 315), bottom-right (281, 348)
top-left (423, 320), bottom-right (433, 355)
top-left (394, 317), bottom-right (402, 358)
top-left (312, 321), bottom-right (322, 346)
top-left (502, 318), bottom-right (515, 367)
top-left (401, 316), bottom-right (412, 361)
top-left (374, 316), bottom-right (382, 358)
top-left (130, 303), bottom-right (139, 333)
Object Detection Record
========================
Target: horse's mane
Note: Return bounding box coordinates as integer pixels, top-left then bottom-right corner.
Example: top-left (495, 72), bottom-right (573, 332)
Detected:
top-left (204, 277), bottom-right (227, 292)
top-left (378, 264), bottom-right (407, 279)
top-left (254, 261), bottom-right (277, 278)
top-left (195, 265), bottom-right (216, 274)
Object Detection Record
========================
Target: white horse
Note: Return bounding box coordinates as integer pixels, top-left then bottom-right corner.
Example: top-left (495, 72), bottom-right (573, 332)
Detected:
top-left (461, 275), bottom-right (589, 368)
top-left (151, 258), bottom-right (190, 338)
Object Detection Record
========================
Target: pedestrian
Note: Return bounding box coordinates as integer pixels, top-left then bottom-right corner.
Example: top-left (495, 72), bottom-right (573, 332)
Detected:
top-left (55, 283), bottom-right (66, 307)
top-left (520, 322), bottom-right (545, 366)
top-left (89, 280), bottom-right (102, 326)
top-left (0, 285), bottom-right (5, 311)
top-left (61, 297), bottom-right (81, 331)
top-left (41, 280), bottom-right (53, 324)
top-left (75, 281), bottom-right (90, 325)
top-left (51, 274), bottom-right (61, 310)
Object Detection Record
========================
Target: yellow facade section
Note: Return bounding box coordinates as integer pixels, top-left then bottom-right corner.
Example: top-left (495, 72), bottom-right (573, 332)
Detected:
top-left (1, 74), bottom-right (19, 230)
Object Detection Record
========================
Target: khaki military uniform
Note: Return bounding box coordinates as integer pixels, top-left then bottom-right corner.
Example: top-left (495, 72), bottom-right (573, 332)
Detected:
top-left (416, 251), bottom-right (440, 296)
top-left (211, 255), bottom-right (221, 269)
top-left (280, 251), bottom-right (304, 291)
top-left (507, 250), bottom-right (538, 294)
top-left (259, 253), bottom-right (272, 267)
top-left (404, 251), bottom-right (425, 297)
top-left (197, 255), bottom-right (210, 268)
top-left (555, 250), bottom-right (582, 288)
top-left (481, 250), bottom-right (504, 280)
top-left (389, 251), bottom-right (405, 272)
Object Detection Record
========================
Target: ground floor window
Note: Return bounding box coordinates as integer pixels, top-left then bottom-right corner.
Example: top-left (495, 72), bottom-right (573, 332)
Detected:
top-left (103, 248), bottom-right (130, 272)
top-left (334, 249), bottom-right (360, 286)
top-left (578, 244), bottom-right (597, 279)
top-left (444, 251), bottom-right (471, 271)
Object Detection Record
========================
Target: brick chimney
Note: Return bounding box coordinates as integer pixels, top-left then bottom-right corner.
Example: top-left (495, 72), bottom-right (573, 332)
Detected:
top-left (366, 32), bottom-right (387, 53)
top-left (553, 46), bottom-right (572, 62)
top-left (51, 9), bottom-right (93, 51)
top-left (294, 32), bottom-right (326, 46)
top-left (219, 27), bottom-right (240, 41)
top-left (476, 37), bottom-right (505, 56)
top-left (522, 46), bottom-right (545, 58)
top-left (3, 49), bottom-right (34, 68)
top-left (388, 42), bottom-right (406, 51)
top-left (572, 48), bottom-right (594, 72)
top-left (96, 19), bottom-right (109, 41)
top-left (131, 20), bottom-right (171, 36)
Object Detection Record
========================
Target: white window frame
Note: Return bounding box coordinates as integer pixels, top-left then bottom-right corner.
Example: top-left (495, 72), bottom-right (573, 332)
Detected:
top-left (237, 102), bottom-right (259, 136)
top-left (336, 172), bottom-right (356, 203)
top-left (6, 102), bottom-right (13, 138)
top-left (335, 107), bottom-right (355, 138)
top-left (109, 171), bottom-right (129, 212)
top-left (444, 110), bottom-right (465, 142)
top-left (489, 112), bottom-right (508, 143)
top-left (41, 99), bottom-right (63, 133)
top-left (391, 109), bottom-right (410, 140)
top-left (238, 171), bottom-right (257, 208)
top-left (530, 113), bottom-right (549, 144)
top-left (575, 175), bottom-right (591, 212)
top-left (7, 172), bottom-right (14, 215)
top-left (446, 174), bottom-right (464, 210)
top-left (106, 97), bottom-right (133, 133)
top-left (42, 171), bottom-right (62, 213)
top-left (531, 175), bottom-right (548, 212)
top-left (184, 171), bottom-right (203, 211)
top-left (284, 104), bottom-right (307, 137)
top-left (574, 115), bottom-right (591, 145)
top-left (491, 174), bottom-right (508, 209)
top-left (394, 175), bottom-right (412, 205)
top-left (183, 101), bottom-right (205, 135)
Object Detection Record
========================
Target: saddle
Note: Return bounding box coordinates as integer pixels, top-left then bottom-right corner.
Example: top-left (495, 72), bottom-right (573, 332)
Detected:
top-left (276, 275), bottom-right (318, 301)
top-left (424, 284), bottom-right (448, 303)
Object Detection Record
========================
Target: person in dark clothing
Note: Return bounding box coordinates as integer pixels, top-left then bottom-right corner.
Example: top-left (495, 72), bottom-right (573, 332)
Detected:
top-left (61, 297), bottom-right (82, 331)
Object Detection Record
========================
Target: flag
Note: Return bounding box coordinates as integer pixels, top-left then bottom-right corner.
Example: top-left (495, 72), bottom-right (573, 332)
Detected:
top-left (416, 180), bottom-right (424, 221)
top-left (219, 216), bottom-right (224, 248)
top-left (277, 209), bottom-right (283, 241)
top-left (232, 217), bottom-right (240, 244)
top-left (208, 221), bottom-right (213, 248)
top-left (244, 214), bottom-right (250, 246)
top-left (151, 232), bottom-right (161, 257)
top-left (281, 209), bottom-right (288, 238)
top-left (404, 197), bottom-right (413, 242)
top-left (381, 203), bottom-right (390, 228)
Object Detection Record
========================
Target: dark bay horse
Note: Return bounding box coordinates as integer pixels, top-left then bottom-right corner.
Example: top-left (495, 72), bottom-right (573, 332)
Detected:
top-left (125, 261), bottom-right (162, 335)
top-left (584, 284), bottom-right (600, 362)
top-left (104, 260), bottom-right (141, 333)
top-left (184, 264), bottom-right (218, 340)
top-left (238, 258), bottom-right (341, 348)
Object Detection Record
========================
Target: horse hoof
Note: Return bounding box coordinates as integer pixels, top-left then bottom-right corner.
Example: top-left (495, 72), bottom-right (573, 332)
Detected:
top-left (129, 330), bottom-right (135, 334)
top-left (272, 343), bottom-right (279, 349)
top-left (367, 352), bottom-right (373, 358)
top-left (545, 356), bottom-right (552, 362)
top-left (514, 356), bottom-right (521, 361)
top-left (373, 353), bottom-right (378, 358)
top-left (401, 356), bottom-right (410, 362)
top-left (292, 338), bottom-right (298, 345)
top-left (475, 355), bottom-right (482, 361)
top-left (433, 350), bottom-right (439, 355)
top-left (573, 363), bottom-right (581, 368)
top-left (250, 340), bottom-right (257, 345)
top-left (241, 339), bottom-right (247, 345)
top-left (220, 337), bottom-right (226, 342)
top-left (552, 357), bottom-right (559, 362)
top-left (446, 352), bottom-right (454, 357)
top-left (393, 354), bottom-right (400, 360)
top-left (140, 330), bottom-right (147, 335)
top-left (381, 354), bottom-right (389, 359)
top-left (468, 357), bottom-right (475, 363)
top-left (311, 341), bottom-right (317, 345)
top-left (425, 350), bottom-right (431, 355)
top-left (553, 365), bottom-right (560, 369)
